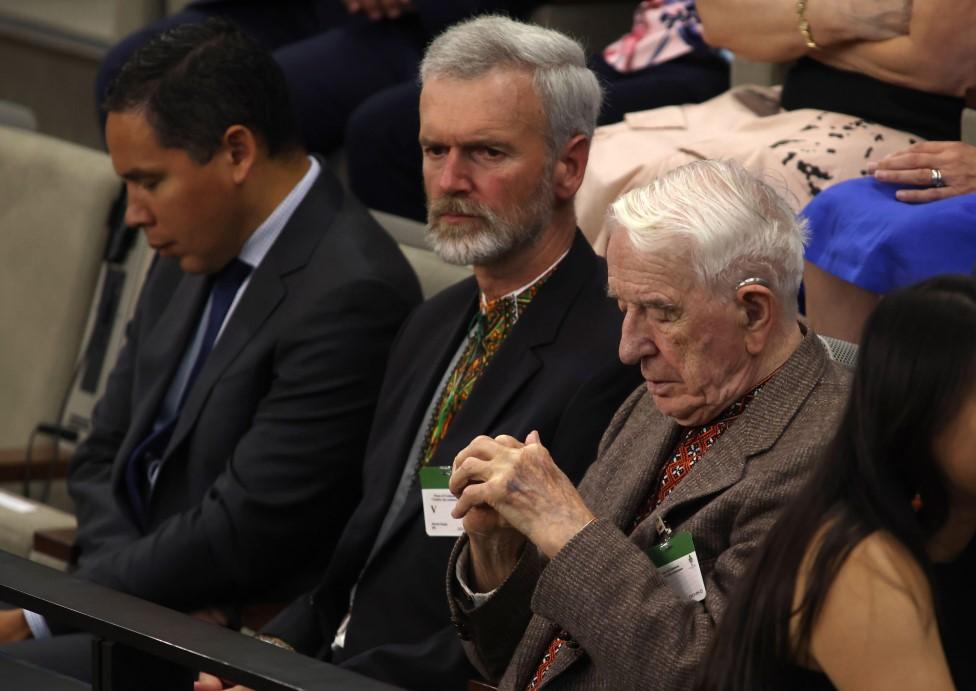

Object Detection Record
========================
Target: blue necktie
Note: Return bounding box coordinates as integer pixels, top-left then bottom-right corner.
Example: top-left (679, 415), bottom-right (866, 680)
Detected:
top-left (125, 258), bottom-right (253, 525)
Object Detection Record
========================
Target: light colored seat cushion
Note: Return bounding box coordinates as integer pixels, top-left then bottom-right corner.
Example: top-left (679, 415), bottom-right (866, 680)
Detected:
top-left (0, 125), bottom-right (118, 448)
top-left (0, 489), bottom-right (75, 560)
top-left (369, 210), bottom-right (471, 298)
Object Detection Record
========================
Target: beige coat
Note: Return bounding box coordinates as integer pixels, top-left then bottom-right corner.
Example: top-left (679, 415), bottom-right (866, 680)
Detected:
top-left (576, 86), bottom-right (919, 253)
top-left (448, 329), bottom-right (851, 690)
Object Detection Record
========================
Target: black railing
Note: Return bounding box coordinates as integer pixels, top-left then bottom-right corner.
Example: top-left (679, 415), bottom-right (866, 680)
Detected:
top-left (0, 551), bottom-right (401, 691)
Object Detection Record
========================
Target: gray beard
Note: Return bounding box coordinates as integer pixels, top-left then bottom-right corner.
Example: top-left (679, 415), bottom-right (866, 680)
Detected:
top-left (425, 180), bottom-right (554, 266)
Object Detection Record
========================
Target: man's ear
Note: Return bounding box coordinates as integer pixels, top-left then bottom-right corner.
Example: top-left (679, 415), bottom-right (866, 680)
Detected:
top-left (221, 125), bottom-right (258, 185)
top-left (736, 285), bottom-right (777, 355)
top-left (553, 134), bottom-right (590, 203)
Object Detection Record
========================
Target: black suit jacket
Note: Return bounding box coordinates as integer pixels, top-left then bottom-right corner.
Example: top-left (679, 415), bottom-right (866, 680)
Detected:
top-left (264, 231), bottom-right (641, 690)
top-left (65, 166), bottom-right (421, 620)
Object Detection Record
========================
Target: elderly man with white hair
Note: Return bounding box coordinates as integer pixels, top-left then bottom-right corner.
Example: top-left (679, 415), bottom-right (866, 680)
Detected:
top-left (447, 159), bottom-right (852, 690)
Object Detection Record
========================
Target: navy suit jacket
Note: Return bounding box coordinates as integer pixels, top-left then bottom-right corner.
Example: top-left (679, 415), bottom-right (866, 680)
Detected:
top-left (264, 231), bottom-right (641, 690)
top-left (65, 166), bottom-right (421, 623)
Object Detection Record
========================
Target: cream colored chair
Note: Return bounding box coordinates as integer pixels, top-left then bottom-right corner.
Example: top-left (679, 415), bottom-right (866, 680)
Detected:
top-left (370, 210), bottom-right (471, 299)
top-left (0, 125), bottom-right (119, 449)
top-left (0, 125), bottom-right (121, 555)
top-left (0, 99), bottom-right (37, 131)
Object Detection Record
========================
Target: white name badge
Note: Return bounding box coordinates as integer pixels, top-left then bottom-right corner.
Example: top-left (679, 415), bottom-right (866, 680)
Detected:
top-left (419, 466), bottom-right (464, 537)
top-left (648, 531), bottom-right (706, 602)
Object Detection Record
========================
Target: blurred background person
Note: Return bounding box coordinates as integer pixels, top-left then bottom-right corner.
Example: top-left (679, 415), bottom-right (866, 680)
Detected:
top-left (574, 0), bottom-right (976, 331)
top-left (803, 141), bottom-right (976, 342)
top-left (698, 274), bottom-right (976, 690)
top-left (95, 0), bottom-right (543, 156)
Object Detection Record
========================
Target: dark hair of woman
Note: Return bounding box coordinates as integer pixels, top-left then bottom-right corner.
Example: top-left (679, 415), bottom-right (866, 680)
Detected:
top-left (696, 273), bottom-right (976, 690)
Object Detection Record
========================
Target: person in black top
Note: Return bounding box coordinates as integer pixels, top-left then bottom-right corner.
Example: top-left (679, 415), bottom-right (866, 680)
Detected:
top-left (697, 274), bottom-right (976, 690)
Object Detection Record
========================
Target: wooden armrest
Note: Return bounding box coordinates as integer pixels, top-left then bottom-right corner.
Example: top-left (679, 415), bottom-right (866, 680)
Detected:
top-left (33, 526), bottom-right (79, 565)
top-left (0, 445), bottom-right (72, 483)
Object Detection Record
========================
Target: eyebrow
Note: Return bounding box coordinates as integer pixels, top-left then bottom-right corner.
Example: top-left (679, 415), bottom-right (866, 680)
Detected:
top-left (418, 135), bottom-right (511, 150)
top-left (119, 169), bottom-right (161, 183)
top-left (605, 287), bottom-right (677, 311)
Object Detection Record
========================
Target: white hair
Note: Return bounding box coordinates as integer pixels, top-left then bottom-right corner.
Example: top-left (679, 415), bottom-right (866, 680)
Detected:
top-left (420, 15), bottom-right (603, 153)
top-left (609, 160), bottom-right (809, 308)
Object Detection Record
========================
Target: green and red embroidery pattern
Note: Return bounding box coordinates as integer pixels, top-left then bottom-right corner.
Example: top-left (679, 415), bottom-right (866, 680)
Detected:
top-left (419, 273), bottom-right (553, 470)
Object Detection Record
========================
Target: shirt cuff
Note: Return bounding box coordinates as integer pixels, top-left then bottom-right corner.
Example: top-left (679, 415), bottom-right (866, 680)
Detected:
top-left (455, 543), bottom-right (498, 607)
top-left (23, 609), bottom-right (51, 639)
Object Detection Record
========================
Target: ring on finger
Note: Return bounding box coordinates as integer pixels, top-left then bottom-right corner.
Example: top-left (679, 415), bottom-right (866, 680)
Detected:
top-left (930, 168), bottom-right (946, 188)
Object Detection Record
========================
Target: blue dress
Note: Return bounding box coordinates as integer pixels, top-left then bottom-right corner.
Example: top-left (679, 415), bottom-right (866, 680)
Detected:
top-left (803, 177), bottom-right (976, 293)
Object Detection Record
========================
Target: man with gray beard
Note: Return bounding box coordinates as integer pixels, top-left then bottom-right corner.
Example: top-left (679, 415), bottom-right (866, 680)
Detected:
top-left (198, 15), bottom-right (642, 691)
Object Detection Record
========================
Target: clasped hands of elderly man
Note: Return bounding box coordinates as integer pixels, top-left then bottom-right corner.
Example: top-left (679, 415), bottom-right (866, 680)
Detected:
top-left (449, 430), bottom-right (596, 592)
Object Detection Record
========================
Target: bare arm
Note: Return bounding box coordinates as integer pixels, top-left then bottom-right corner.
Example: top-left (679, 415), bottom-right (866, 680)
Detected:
top-left (800, 532), bottom-right (955, 691)
top-left (697, 0), bottom-right (912, 61)
top-left (816, 0), bottom-right (976, 97)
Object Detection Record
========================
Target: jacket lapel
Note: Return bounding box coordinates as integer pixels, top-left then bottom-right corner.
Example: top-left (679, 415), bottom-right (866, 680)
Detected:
top-left (641, 328), bottom-right (828, 534)
top-left (437, 232), bottom-right (594, 462)
top-left (590, 395), bottom-right (682, 533)
top-left (378, 232), bottom-right (597, 547)
top-left (113, 271), bottom-right (209, 487)
top-left (167, 266), bottom-right (286, 451)
top-left (160, 161), bottom-right (343, 467)
top-left (360, 285), bottom-right (478, 559)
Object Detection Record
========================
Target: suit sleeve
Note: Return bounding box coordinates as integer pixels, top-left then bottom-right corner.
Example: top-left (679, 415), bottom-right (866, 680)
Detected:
top-left (445, 383), bottom-right (643, 683)
top-left (487, 445), bottom-right (822, 689)
top-left (69, 268), bottom-right (163, 559)
top-left (72, 279), bottom-right (415, 612)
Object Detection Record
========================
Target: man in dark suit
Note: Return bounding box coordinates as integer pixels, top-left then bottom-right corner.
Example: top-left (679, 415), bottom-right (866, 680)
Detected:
top-left (0, 18), bottom-right (420, 677)
top-left (197, 15), bottom-right (641, 691)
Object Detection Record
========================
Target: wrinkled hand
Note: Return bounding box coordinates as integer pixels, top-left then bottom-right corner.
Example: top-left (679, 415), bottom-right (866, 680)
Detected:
top-left (194, 672), bottom-right (251, 691)
top-left (451, 432), bottom-right (594, 560)
top-left (838, 0), bottom-right (912, 41)
top-left (0, 609), bottom-right (31, 643)
top-left (868, 141), bottom-right (976, 202)
top-left (342, 0), bottom-right (414, 20)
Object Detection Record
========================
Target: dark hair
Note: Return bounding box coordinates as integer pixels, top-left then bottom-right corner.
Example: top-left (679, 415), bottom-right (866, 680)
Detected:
top-left (697, 274), bottom-right (976, 690)
top-left (102, 17), bottom-right (302, 162)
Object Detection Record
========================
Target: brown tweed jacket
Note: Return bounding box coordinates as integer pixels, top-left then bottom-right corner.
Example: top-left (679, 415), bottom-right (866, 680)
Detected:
top-left (447, 329), bottom-right (851, 690)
